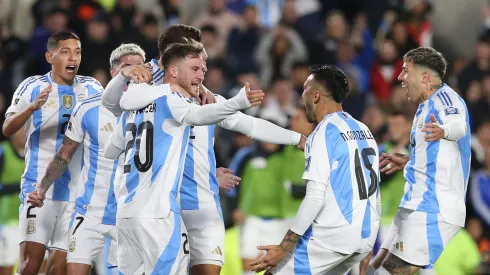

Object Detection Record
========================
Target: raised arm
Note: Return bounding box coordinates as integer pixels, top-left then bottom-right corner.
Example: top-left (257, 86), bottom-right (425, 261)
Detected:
top-left (3, 85), bottom-right (52, 137)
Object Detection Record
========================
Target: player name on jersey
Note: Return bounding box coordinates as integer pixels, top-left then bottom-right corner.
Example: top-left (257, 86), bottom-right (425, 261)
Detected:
top-left (340, 130), bottom-right (375, 141)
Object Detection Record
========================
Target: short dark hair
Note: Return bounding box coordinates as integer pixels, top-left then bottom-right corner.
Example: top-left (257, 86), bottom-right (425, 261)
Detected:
top-left (403, 47), bottom-right (447, 78)
top-left (310, 64), bottom-right (349, 103)
top-left (47, 31), bottom-right (80, 51)
top-left (160, 41), bottom-right (204, 70)
top-left (158, 24), bottom-right (202, 57)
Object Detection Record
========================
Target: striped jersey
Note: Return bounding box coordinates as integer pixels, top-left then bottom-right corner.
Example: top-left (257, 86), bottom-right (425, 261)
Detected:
top-left (303, 111), bottom-right (380, 254)
top-left (64, 93), bottom-right (118, 225)
top-left (107, 118), bottom-right (127, 201)
top-left (117, 85), bottom-right (194, 218)
top-left (5, 72), bottom-right (103, 202)
top-left (401, 84), bottom-right (471, 227)
top-left (147, 59), bottom-right (246, 211)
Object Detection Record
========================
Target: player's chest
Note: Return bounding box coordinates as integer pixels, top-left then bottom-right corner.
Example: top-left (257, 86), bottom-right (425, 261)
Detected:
top-left (410, 108), bottom-right (431, 151)
top-left (85, 111), bottom-right (118, 146)
top-left (189, 125), bottom-right (215, 145)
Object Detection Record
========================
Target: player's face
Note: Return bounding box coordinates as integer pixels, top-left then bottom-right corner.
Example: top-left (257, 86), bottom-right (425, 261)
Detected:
top-left (302, 75), bottom-right (318, 124)
top-left (290, 107), bottom-right (315, 136)
top-left (398, 61), bottom-right (423, 102)
top-left (176, 55), bottom-right (205, 97)
top-left (47, 39), bottom-right (81, 83)
top-left (111, 54), bottom-right (145, 77)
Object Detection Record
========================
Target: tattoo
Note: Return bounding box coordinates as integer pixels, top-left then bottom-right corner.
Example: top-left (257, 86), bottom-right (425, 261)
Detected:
top-left (278, 230), bottom-right (301, 253)
top-left (383, 254), bottom-right (411, 275)
top-left (418, 92), bottom-right (428, 104)
top-left (394, 153), bottom-right (409, 162)
top-left (39, 136), bottom-right (80, 191)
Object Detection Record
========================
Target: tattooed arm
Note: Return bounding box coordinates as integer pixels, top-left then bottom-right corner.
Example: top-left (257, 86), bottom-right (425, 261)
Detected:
top-left (278, 230), bottom-right (301, 252)
top-left (27, 136), bottom-right (80, 207)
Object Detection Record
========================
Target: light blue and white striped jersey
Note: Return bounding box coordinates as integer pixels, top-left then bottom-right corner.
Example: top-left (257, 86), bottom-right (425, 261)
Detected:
top-left (303, 111), bottom-right (380, 254)
top-left (5, 72), bottom-right (103, 202)
top-left (147, 62), bottom-right (242, 211)
top-left (117, 86), bottom-right (195, 218)
top-left (64, 94), bottom-right (119, 225)
top-left (401, 84), bottom-right (471, 227)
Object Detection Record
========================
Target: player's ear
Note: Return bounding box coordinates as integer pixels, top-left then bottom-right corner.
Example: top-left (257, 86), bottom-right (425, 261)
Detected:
top-left (421, 71), bottom-right (430, 84)
top-left (45, 51), bottom-right (53, 64)
top-left (169, 65), bottom-right (178, 78)
top-left (313, 90), bottom-right (321, 104)
top-left (109, 68), bottom-right (116, 78)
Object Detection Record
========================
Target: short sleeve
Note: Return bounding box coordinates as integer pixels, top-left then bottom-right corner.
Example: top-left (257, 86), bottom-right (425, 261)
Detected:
top-left (166, 92), bottom-right (194, 125)
top-left (64, 105), bottom-right (85, 143)
top-left (5, 78), bottom-right (43, 115)
top-left (435, 92), bottom-right (467, 125)
top-left (302, 129), bottom-right (330, 186)
top-left (110, 118), bottom-right (126, 150)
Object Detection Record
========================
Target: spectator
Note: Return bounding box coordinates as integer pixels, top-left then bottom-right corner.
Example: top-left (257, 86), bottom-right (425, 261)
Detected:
top-left (458, 35), bottom-right (490, 97)
top-left (370, 38), bottom-right (403, 101)
top-left (122, 14), bottom-right (159, 60)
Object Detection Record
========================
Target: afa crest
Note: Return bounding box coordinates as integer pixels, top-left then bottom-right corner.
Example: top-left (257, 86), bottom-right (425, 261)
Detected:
top-left (26, 220), bottom-right (36, 235)
top-left (62, 95), bottom-right (73, 109)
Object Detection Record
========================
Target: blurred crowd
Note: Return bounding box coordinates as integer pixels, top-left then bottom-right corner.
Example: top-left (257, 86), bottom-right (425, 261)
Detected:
top-left (1, 0), bottom-right (490, 274)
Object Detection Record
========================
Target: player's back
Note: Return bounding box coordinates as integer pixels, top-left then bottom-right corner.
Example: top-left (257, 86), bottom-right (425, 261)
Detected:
top-left (117, 90), bottom-right (190, 219)
top-left (66, 94), bottom-right (119, 225)
top-left (401, 84), bottom-right (471, 227)
top-left (305, 111), bottom-right (380, 254)
top-left (6, 72), bottom-right (103, 202)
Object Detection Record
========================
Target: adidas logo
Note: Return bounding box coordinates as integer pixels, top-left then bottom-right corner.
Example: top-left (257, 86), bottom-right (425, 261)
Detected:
top-left (393, 241), bottom-right (404, 252)
top-left (100, 123), bottom-right (114, 132)
top-left (212, 246), bottom-right (223, 256)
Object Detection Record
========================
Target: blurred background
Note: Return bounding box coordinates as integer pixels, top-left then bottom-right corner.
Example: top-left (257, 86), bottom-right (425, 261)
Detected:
top-left (0, 0), bottom-right (490, 274)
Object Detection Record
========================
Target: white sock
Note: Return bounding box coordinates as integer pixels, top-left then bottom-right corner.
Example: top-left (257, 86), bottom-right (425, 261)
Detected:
top-left (419, 269), bottom-right (436, 274)
top-left (374, 266), bottom-right (391, 275)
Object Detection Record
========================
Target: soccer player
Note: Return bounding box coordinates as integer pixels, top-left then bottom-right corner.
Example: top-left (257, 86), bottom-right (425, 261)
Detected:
top-left (2, 31), bottom-right (103, 275)
top-left (251, 65), bottom-right (381, 275)
top-left (27, 43), bottom-right (147, 275)
top-left (113, 41), bottom-right (264, 275)
top-left (370, 47), bottom-right (471, 275)
top-left (104, 25), bottom-right (305, 275)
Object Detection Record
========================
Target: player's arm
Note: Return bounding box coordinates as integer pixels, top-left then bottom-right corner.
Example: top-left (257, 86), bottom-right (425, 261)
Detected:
top-left (422, 94), bottom-right (468, 142)
top-left (216, 94), bottom-right (302, 146)
top-left (2, 84), bottom-right (52, 137)
top-left (103, 117), bottom-right (126, 160)
top-left (102, 65), bottom-right (152, 116)
top-left (27, 106), bottom-right (85, 207)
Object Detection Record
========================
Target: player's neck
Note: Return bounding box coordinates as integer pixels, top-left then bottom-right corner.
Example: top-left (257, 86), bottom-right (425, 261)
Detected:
top-left (316, 102), bottom-right (343, 121)
top-left (163, 76), bottom-right (192, 98)
top-left (51, 71), bottom-right (74, 86)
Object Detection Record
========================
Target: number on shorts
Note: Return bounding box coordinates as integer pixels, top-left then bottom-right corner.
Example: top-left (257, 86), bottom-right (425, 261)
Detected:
top-left (354, 147), bottom-right (378, 200)
top-left (182, 233), bottom-right (189, 254)
top-left (72, 216), bottom-right (84, 235)
top-left (26, 206), bottom-right (36, 218)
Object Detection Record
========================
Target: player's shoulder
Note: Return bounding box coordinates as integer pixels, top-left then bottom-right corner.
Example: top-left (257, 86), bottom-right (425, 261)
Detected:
top-left (72, 93), bottom-right (103, 116)
top-left (432, 84), bottom-right (466, 110)
top-left (75, 75), bottom-right (103, 89)
top-left (15, 74), bottom-right (50, 96)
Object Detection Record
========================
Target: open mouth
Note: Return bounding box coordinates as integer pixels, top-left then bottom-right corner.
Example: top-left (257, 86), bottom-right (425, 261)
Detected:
top-left (66, 65), bottom-right (77, 73)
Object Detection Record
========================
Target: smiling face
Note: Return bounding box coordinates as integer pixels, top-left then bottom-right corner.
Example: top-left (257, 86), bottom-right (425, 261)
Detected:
top-left (398, 61), bottom-right (425, 103)
top-left (173, 55), bottom-right (205, 97)
top-left (46, 38), bottom-right (81, 84)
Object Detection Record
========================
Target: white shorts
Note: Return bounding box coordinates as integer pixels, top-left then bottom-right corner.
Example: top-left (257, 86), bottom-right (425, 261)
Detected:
top-left (181, 208), bottom-right (225, 267)
top-left (67, 213), bottom-right (117, 267)
top-left (117, 211), bottom-right (190, 275)
top-left (0, 224), bottom-right (20, 266)
top-left (19, 199), bottom-right (74, 251)
top-left (381, 208), bottom-right (461, 268)
top-left (271, 232), bottom-right (370, 275)
top-left (240, 216), bottom-right (289, 259)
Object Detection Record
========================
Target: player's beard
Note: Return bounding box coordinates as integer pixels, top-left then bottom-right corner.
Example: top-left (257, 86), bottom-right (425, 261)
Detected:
top-left (304, 99), bottom-right (316, 124)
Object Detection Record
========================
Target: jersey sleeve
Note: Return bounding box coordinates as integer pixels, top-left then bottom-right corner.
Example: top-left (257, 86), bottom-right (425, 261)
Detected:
top-left (434, 91), bottom-right (468, 141)
top-left (302, 128), bottom-right (331, 186)
top-left (214, 94), bottom-right (243, 129)
top-left (85, 77), bottom-right (104, 94)
top-left (5, 77), bottom-right (42, 115)
top-left (64, 104), bottom-right (86, 143)
top-left (166, 92), bottom-right (194, 125)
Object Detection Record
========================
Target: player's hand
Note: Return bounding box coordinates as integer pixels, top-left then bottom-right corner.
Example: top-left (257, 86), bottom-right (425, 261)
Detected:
top-left (244, 82), bottom-right (264, 106)
top-left (197, 84), bottom-right (216, 105)
top-left (27, 185), bottom-right (46, 207)
top-left (296, 135), bottom-right (307, 151)
top-left (121, 64), bottom-right (152, 84)
top-left (30, 84), bottom-right (52, 111)
top-left (421, 114), bottom-right (445, 142)
top-left (251, 245), bottom-right (288, 273)
top-left (217, 167), bottom-right (240, 191)
top-left (379, 152), bottom-right (408, 175)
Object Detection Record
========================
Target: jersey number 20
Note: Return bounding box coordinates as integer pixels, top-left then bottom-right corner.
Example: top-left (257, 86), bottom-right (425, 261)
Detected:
top-left (124, 121), bottom-right (154, 173)
top-left (354, 147), bottom-right (378, 200)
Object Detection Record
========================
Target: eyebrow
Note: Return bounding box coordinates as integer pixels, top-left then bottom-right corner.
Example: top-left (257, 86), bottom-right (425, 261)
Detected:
top-left (59, 47), bottom-right (81, 51)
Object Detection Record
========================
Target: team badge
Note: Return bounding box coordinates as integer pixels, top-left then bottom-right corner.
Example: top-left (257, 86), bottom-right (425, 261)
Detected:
top-left (445, 107), bottom-right (459, 116)
top-left (69, 237), bottom-right (76, 252)
top-left (14, 98), bottom-right (19, 105)
top-left (62, 95), bottom-right (73, 109)
top-left (26, 220), bottom-right (36, 235)
top-left (417, 117), bottom-right (424, 128)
